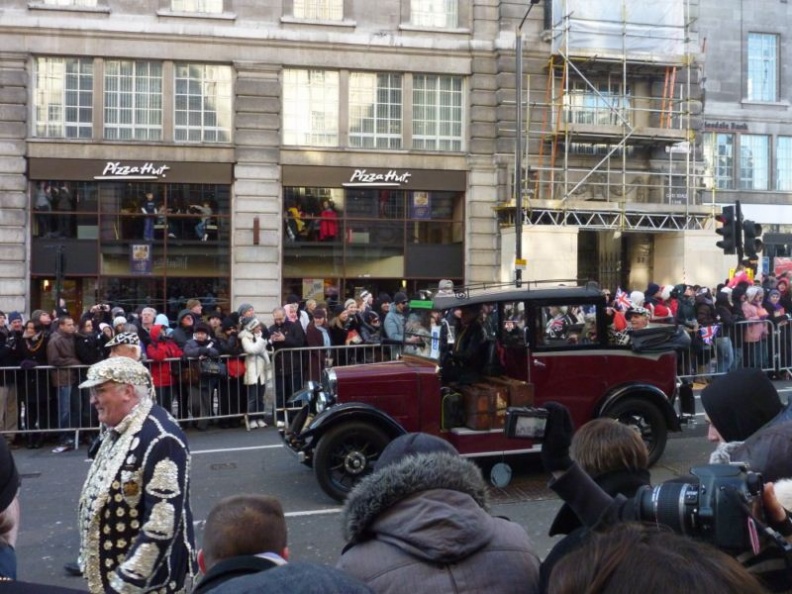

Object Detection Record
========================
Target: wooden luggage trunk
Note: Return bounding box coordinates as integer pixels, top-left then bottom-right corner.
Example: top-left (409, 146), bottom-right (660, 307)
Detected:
top-left (460, 383), bottom-right (509, 430)
top-left (487, 376), bottom-right (535, 407)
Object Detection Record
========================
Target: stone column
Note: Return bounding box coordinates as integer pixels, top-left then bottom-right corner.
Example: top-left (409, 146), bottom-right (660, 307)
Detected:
top-left (233, 62), bottom-right (282, 314)
top-left (0, 53), bottom-right (28, 313)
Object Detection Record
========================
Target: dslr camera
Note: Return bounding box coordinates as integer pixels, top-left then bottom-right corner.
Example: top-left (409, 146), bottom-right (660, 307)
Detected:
top-left (504, 407), bottom-right (548, 440)
top-left (635, 464), bottom-right (763, 552)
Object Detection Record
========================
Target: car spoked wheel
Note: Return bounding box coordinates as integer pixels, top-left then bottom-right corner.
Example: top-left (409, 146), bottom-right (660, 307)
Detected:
top-left (313, 422), bottom-right (390, 501)
top-left (605, 399), bottom-right (667, 467)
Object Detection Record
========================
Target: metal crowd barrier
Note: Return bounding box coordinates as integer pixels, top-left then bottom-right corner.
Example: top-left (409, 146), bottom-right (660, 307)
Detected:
top-left (0, 343), bottom-right (400, 443)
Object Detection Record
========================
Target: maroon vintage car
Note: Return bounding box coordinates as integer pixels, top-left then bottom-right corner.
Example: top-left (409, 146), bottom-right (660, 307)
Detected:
top-left (282, 282), bottom-right (683, 501)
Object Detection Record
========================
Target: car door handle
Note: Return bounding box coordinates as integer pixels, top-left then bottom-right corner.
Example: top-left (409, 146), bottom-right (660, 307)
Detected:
top-left (532, 359), bottom-right (546, 368)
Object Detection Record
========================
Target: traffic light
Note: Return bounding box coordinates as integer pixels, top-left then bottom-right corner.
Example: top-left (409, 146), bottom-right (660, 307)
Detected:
top-left (743, 220), bottom-right (763, 260)
top-left (715, 206), bottom-right (738, 255)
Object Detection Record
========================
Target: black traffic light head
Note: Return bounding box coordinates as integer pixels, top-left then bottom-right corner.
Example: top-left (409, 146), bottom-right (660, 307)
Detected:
top-left (715, 206), bottom-right (738, 255)
top-left (743, 220), bottom-right (763, 260)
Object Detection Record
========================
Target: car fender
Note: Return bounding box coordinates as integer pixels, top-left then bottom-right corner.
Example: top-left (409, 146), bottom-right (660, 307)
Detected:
top-left (300, 402), bottom-right (407, 452)
top-left (597, 383), bottom-right (681, 431)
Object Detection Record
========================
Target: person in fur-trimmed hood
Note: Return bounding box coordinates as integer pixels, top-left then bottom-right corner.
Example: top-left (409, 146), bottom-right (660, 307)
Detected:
top-left (336, 433), bottom-right (540, 594)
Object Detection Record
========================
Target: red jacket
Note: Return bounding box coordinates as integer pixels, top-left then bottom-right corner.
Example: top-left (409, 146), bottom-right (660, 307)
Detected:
top-left (146, 325), bottom-right (183, 387)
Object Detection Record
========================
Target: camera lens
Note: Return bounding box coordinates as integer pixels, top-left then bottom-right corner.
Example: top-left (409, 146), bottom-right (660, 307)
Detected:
top-left (637, 482), bottom-right (699, 536)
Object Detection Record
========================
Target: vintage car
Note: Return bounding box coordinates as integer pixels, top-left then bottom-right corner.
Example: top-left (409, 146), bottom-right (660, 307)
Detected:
top-left (282, 282), bottom-right (685, 502)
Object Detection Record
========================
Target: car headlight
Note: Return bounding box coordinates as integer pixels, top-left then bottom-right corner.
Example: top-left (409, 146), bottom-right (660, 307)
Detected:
top-left (323, 368), bottom-right (337, 396)
top-left (315, 391), bottom-right (329, 414)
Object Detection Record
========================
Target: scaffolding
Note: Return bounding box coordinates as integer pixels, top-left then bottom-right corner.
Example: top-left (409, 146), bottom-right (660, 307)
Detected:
top-left (502, 0), bottom-right (708, 232)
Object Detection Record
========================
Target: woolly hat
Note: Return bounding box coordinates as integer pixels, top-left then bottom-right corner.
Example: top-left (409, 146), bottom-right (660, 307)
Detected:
top-left (0, 437), bottom-right (19, 513)
top-left (31, 309), bottom-right (45, 324)
top-left (344, 298), bottom-right (357, 310)
top-left (194, 322), bottom-right (211, 335)
top-left (177, 309), bottom-right (193, 323)
top-left (207, 311), bottom-right (222, 322)
top-left (392, 291), bottom-right (408, 305)
top-left (377, 292), bottom-right (391, 304)
top-left (312, 307), bottom-right (327, 319)
top-left (113, 316), bottom-right (127, 327)
top-left (360, 290), bottom-right (371, 300)
top-left (111, 306), bottom-right (125, 317)
top-left (221, 317), bottom-right (237, 332)
top-left (8, 311), bottom-right (22, 323)
top-left (287, 294), bottom-right (301, 305)
top-left (237, 303), bottom-right (254, 317)
top-left (646, 283), bottom-right (661, 297)
top-left (374, 432), bottom-right (459, 472)
top-left (701, 368), bottom-right (783, 443)
top-left (154, 313), bottom-right (170, 327)
top-left (244, 317), bottom-right (261, 332)
top-left (629, 291), bottom-right (645, 307)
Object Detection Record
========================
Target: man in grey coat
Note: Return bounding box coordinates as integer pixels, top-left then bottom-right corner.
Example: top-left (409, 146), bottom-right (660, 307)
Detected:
top-left (336, 433), bottom-right (540, 594)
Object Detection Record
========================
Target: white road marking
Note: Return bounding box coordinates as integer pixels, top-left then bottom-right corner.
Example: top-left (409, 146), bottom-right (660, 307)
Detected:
top-left (193, 507), bottom-right (341, 527)
top-left (191, 444), bottom-right (283, 455)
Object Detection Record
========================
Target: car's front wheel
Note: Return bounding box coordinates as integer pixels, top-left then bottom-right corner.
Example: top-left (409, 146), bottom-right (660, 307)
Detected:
top-left (313, 422), bottom-right (390, 502)
top-left (604, 399), bottom-right (668, 466)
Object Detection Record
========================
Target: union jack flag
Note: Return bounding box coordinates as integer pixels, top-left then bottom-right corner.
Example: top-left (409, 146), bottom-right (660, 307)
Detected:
top-left (700, 325), bottom-right (719, 345)
top-left (614, 288), bottom-right (632, 311)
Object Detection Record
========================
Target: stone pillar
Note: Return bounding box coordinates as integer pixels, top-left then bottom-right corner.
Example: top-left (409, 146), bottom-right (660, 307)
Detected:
top-left (0, 53), bottom-right (28, 313)
top-left (467, 2), bottom-right (500, 283)
top-left (233, 62), bottom-right (282, 315)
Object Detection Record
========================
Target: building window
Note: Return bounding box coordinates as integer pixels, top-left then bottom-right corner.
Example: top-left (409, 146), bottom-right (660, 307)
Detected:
top-left (410, 0), bottom-right (458, 28)
top-left (747, 33), bottom-right (778, 102)
top-left (564, 80), bottom-right (631, 126)
top-left (33, 57), bottom-right (94, 139)
top-left (174, 64), bottom-right (232, 143)
top-left (703, 133), bottom-right (734, 190)
top-left (283, 69), bottom-right (340, 146)
top-left (41, 0), bottom-right (97, 5)
top-left (104, 60), bottom-right (163, 141)
top-left (739, 134), bottom-right (769, 190)
top-left (777, 137), bottom-right (792, 191)
top-left (170, 0), bottom-right (223, 13)
top-left (349, 73), bottom-right (403, 149)
top-left (294, 0), bottom-right (343, 20)
top-left (412, 74), bottom-right (463, 151)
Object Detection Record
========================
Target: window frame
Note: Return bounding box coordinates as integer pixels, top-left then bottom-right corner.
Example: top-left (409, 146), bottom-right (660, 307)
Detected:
top-left (703, 132), bottom-right (735, 191)
top-left (746, 32), bottom-right (779, 103)
top-left (282, 69), bottom-right (341, 147)
top-left (776, 136), bottom-right (792, 192)
top-left (409, 0), bottom-right (459, 29)
top-left (173, 63), bottom-right (233, 144)
top-left (348, 72), bottom-right (403, 149)
top-left (33, 56), bottom-right (94, 139)
top-left (411, 74), bottom-right (464, 152)
top-left (169, 0), bottom-right (224, 14)
top-left (293, 0), bottom-right (344, 21)
top-left (104, 60), bottom-right (164, 142)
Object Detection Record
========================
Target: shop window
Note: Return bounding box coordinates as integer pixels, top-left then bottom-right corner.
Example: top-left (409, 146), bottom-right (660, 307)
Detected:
top-left (349, 73), bottom-right (403, 149)
top-left (174, 63), bottom-right (232, 143)
top-left (33, 57), bottom-right (93, 139)
top-left (104, 60), bottom-right (163, 141)
top-left (282, 69), bottom-right (340, 146)
top-left (294, 0), bottom-right (343, 20)
top-left (412, 74), bottom-right (463, 151)
top-left (170, 0), bottom-right (223, 13)
top-left (410, 0), bottom-right (458, 28)
top-left (739, 134), bottom-right (769, 191)
top-left (747, 33), bottom-right (778, 102)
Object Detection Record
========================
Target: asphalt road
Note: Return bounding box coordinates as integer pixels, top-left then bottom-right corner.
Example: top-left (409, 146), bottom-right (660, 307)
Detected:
top-left (12, 386), bottom-right (772, 590)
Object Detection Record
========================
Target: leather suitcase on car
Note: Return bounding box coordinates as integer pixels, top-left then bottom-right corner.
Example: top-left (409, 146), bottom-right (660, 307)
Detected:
top-left (461, 383), bottom-right (509, 430)
top-left (487, 376), bottom-right (535, 407)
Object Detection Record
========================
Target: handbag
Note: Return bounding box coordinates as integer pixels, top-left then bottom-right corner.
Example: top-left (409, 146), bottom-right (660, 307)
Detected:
top-left (226, 356), bottom-right (245, 378)
top-left (200, 358), bottom-right (227, 377)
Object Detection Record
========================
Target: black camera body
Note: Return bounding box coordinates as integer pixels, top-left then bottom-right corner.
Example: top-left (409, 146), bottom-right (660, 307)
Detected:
top-left (637, 464), bottom-right (763, 552)
top-left (504, 407), bottom-right (548, 440)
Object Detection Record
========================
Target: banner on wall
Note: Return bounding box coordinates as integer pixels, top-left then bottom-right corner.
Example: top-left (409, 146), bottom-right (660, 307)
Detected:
top-left (130, 244), bottom-right (152, 274)
top-left (410, 192), bottom-right (431, 219)
top-left (302, 278), bottom-right (325, 302)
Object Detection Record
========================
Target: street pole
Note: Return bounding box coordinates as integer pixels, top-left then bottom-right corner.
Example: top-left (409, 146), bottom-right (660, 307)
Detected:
top-left (514, 1), bottom-right (540, 288)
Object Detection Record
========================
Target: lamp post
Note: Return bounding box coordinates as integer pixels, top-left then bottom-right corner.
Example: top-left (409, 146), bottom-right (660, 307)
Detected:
top-left (514, 0), bottom-right (541, 288)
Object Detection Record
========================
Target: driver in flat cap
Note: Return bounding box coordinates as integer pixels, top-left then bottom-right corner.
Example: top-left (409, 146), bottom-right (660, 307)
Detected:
top-left (77, 357), bottom-right (197, 593)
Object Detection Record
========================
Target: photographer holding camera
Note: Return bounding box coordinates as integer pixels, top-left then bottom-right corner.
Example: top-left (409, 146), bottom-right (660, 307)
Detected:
top-left (536, 397), bottom-right (792, 592)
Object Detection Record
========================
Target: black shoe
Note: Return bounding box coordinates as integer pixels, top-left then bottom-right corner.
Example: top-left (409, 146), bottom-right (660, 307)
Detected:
top-left (64, 561), bottom-right (82, 577)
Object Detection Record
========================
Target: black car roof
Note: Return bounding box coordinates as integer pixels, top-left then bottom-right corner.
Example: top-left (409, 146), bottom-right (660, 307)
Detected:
top-left (433, 282), bottom-right (603, 310)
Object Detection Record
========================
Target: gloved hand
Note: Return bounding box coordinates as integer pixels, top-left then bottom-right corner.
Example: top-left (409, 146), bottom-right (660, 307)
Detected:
top-left (541, 401), bottom-right (575, 473)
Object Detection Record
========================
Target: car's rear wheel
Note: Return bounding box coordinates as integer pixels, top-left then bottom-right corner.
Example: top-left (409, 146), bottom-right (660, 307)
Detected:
top-left (313, 422), bottom-right (390, 502)
top-left (604, 399), bottom-right (667, 466)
